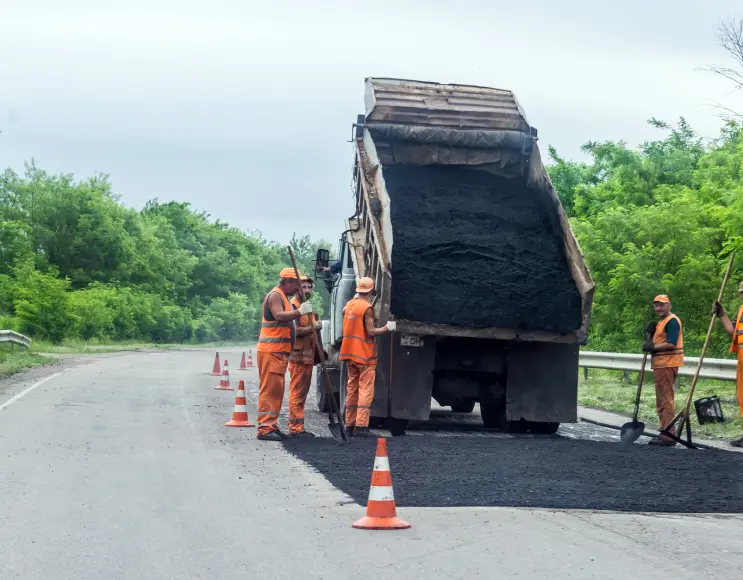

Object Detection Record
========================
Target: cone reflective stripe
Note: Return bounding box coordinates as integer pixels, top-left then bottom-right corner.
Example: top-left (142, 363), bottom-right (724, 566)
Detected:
top-left (353, 438), bottom-right (410, 530)
top-left (215, 359), bottom-right (234, 391)
top-left (239, 352), bottom-right (248, 370)
top-left (211, 352), bottom-right (222, 376)
top-left (225, 380), bottom-right (255, 427)
top-left (246, 350), bottom-right (254, 368)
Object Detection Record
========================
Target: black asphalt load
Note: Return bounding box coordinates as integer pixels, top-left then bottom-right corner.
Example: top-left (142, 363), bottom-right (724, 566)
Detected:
top-left (283, 435), bottom-right (743, 513)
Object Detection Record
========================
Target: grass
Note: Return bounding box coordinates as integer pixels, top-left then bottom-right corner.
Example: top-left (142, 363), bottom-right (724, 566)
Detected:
top-left (579, 369), bottom-right (743, 440)
top-left (0, 346), bottom-right (55, 377)
top-left (33, 339), bottom-right (255, 355)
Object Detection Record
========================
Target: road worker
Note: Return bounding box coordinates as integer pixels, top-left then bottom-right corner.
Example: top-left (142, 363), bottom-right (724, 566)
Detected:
top-left (288, 276), bottom-right (322, 437)
top-left (642, 295), bottom-right (684, 446)
top-left (339, 277), bottom-right (396, 437)
top-left (256, 267), bottom-right (313, 441)
top-left (713, 281), bottom-right (743, 447)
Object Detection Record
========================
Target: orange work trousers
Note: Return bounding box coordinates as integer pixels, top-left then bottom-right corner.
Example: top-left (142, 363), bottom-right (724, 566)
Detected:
top-left (288, 361), bottom-right (313, 434)
top-left (737, 349), bottom-right (743, 419)
top-left (345, 361), bottom-right (375, 428)
top-left (653, 367), bottom-right (678, 441)
top-left (257, 352), bottom-right (289, 436)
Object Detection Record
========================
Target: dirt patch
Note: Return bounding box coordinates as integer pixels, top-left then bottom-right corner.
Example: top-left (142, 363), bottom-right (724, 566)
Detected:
top-left (283, 435), bottom-right (743, 513)
top-left (384, 165), bottom-right (582, 333)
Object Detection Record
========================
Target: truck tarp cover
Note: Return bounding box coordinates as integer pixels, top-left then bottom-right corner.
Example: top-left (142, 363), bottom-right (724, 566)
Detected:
top-left (385, 165), bottom-right (582, 333)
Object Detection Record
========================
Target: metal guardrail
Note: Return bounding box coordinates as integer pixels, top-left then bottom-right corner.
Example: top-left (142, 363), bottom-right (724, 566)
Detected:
top-left (580, 351), bottom-right (736, 382)
top-left (0, 330), bottom-right (32, 349)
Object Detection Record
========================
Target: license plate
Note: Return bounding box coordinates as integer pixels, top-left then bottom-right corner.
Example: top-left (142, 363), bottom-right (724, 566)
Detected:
top-left (400, 333), bottom-right (423, 347)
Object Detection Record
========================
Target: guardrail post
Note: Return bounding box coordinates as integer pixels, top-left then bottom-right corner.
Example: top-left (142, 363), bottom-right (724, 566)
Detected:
top-left (583, 367), bottom-right (588, 380)
top-left (674, 375), bottom-right (679, 393)
top-left (623, 370), bottom-right (630, 384)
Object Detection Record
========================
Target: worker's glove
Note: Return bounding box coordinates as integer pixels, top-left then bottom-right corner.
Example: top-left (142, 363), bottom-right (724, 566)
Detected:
top-left (713, 301), bottom-right (725, 317)
top-left (641, 340), bottom-right (655, 353)
top-left (386, 321), bottom-right (397, 332)
top-left (644, 321), bottom-right (657, 337)
top-left (298, 302), bottom-right (313, 315)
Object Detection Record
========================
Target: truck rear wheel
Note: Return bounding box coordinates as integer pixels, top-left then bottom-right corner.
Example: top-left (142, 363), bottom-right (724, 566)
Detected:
top-left (480, 396), bottom-right (528, 433)
top-left (451, 401), bottom-right (476, 413)
top-left (388, 417), bottom-right (408, 436)
top-left (529, 421), bottom-right (560, 435)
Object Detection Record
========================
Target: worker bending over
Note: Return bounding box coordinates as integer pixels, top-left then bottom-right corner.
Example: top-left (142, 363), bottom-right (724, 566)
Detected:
top-left (339, 277), bottom-right (396, 437)
top-left (256, 268), bottom-right (313, 441)
top-left (713, 280), bottom-right (743, 447)
top-left (642, 294), bottom-right (684, 446)
top-left (288, 275), bottom-right (322, 437)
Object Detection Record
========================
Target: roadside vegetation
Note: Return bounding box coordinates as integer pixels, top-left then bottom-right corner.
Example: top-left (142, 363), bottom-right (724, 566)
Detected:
top-left (579, 369), bottom-right (743, 440)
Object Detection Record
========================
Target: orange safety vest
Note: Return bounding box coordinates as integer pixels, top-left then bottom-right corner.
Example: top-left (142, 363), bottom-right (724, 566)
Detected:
top-left (651, 313), bottom-right (684, 369)
top-left (339, 298), bottom-right (376, 365)
top-left (289, 296), bottom-right (316, 365)
top-left (257, 287), bottom-right (295, 354)
top-left (730, 306), bottom-right (743, 354)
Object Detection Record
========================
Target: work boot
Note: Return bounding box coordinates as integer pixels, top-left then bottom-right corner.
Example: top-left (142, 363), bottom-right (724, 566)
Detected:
top-left (648, 436), bottom-right (676, 447)
top-left (353, 427), bottom-right (372, 438)
top-left (289, 430), bottom-right (315, 438)
top-left (345, 425), bottom-right (355, 438)
top-left (729, 436), bottom-right (743, 448)
top-left (257, 431), bottom-right (285, 442)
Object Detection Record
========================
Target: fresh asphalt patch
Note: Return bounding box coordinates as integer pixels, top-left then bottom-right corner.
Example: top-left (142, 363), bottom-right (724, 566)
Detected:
top-left (282, 435), bottom-right (743, 513)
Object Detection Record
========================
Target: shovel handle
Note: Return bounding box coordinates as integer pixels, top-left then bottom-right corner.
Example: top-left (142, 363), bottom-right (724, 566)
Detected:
top-left (632, 353), bottom-right (648, 422)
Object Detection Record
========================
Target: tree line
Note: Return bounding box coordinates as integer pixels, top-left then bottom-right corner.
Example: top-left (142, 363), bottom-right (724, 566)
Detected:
top-left (0, 162), bottom-right (331, 343)
top-left (547, 119), bottom-right (743, 357)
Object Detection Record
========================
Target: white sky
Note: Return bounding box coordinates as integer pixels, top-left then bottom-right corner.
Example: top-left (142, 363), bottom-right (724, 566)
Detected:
top-left (1, 0), bottom-right (742, 243)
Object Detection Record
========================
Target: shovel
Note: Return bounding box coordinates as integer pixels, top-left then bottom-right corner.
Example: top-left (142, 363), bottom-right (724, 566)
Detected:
top-left (620, 352), bottom-right (648, 445)
top-left (287, 247), bottom-right (348, 444)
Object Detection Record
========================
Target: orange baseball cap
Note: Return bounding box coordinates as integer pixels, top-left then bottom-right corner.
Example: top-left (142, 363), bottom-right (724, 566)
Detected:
top-left (279, 267), bottom-right (300, 280)
top-left (356, 277), bottom-right (374, 293)
top-left (653, 294), bottom-right (670, 304)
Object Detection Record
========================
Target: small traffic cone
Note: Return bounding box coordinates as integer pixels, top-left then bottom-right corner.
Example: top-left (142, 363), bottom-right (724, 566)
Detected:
top-left (215, 359), bottom-right (234, 391)
top-left (246, 350), bottom-right (254, 368)
top-left (353, 438), bottom-right (410, 530)
top-left (239, 351), bottom-right (248, 370)
top-left (211, 352), bottom-right (222, 376)
top-left (225, 380), bottom-right (255, 427)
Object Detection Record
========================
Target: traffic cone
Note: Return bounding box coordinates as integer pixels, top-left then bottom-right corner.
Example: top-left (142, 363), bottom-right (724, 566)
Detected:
top-left (215, 359), bottom-right (234, 391)
top-left (246, 350), bottom-right (254, 368)
top-left (211, 352), bottom-right (222, 376)
top-left (239, 351), bottom-right (248, 370)
top-left (225, 380), bottom-right (255, 427)
top-left (353, 438), bottom-right (410, 530)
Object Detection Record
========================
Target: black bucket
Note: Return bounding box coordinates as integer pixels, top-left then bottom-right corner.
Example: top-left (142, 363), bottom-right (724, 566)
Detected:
top-left (694, 396), bottom-right (725, 424)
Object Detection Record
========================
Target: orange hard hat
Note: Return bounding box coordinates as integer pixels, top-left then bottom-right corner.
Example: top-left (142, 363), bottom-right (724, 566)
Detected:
top-left (653, 294), bottom-right (670, 304)
top-left (279, 267), bottom-right (300, 280)
top-left (356, 277), bottom-right (374, 293)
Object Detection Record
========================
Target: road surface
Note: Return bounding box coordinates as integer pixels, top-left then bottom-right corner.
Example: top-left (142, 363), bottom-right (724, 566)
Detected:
top-left (1, 348), bottom-right (741, 579)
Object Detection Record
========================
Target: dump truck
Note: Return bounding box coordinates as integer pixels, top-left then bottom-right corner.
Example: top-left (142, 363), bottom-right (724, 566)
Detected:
top-left (314, 78), bottom-right (594, 435)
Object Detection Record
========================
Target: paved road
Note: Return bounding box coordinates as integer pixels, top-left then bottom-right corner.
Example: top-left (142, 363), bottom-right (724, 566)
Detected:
top-left (1, 348), bottom-right (742, 579)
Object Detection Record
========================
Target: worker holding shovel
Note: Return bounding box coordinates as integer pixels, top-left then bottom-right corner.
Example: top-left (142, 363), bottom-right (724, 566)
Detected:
top-left (713, 280), bottom-right (743, 447)
top-left (642, 295), bottom-right (684, 447)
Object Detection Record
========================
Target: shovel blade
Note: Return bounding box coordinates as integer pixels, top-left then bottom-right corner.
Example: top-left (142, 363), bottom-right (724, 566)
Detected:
top-left (328, 422), bottom-right (348, 444)
top-left (620, 420), bottom-right (645, 444)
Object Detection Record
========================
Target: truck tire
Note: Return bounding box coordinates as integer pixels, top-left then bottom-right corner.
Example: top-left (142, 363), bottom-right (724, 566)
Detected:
top-left (529, 421), bottom-right (560, 435)
top-left (451, 401), bottom-right (476, 413)
top-left (388, 417), bottom-right (408, 436)
top-left (479, 397), bottom-right (528, 433)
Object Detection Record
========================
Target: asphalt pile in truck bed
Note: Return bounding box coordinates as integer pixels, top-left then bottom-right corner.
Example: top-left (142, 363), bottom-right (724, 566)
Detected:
top-left (283, 435), bottom-right (743, 513)
top-left (383, 165), bottom-right (582, 333)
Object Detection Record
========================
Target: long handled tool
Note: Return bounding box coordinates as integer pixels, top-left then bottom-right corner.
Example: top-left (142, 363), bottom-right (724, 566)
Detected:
top-left (660, 252), bottom-right (736, 449)
top-left (287, 247), bottom-right (348, 443)
top-left (620, 352), bottom-right (649, 444)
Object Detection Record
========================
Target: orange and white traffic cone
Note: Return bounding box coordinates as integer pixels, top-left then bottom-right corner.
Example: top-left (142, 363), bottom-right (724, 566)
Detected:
top-left (215, 359), bottom-right (234, 391)
top-left (246, 350), bottom-right (254, 368)
top-left (353, 438), bottom-right (410, 530)
top-left (239, 351), bottom-right (248, 370)
top-left (211, 352), bottom-right (222, 376)
top-left (225, 380), bottom-right (255, 427)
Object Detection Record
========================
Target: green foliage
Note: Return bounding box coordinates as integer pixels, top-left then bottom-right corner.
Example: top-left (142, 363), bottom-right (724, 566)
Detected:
top-left (549, 119), bottom-right (743, 356)
top-left (0, 163), bottom-right (331, 344)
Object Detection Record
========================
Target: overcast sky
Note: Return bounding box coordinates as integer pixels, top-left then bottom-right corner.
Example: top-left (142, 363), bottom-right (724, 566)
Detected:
top-left (2, 1), bottom-right (742, 244)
